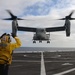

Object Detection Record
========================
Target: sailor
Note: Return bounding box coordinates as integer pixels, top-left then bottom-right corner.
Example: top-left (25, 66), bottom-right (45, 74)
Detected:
top-left (0, 33), bottom-right (21, 75)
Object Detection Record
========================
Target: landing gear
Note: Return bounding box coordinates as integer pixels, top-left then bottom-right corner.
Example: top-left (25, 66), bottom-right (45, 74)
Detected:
top-left (47, 40), bottom-right (50, 43)
top-left (33, 40), bottom-right (50, 43)
top-left (33, 40), bottom-right (36, 43)
top-left (39, 40), bottom-right (42, 43)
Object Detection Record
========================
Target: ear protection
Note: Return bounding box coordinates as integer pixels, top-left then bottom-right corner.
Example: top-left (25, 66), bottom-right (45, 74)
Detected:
top-left (7, 34), bottom-right (11, 43)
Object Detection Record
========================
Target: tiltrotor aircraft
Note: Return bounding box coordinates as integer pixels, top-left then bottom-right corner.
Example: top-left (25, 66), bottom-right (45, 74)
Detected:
top-left (3, 10), bottom-right (75, 43)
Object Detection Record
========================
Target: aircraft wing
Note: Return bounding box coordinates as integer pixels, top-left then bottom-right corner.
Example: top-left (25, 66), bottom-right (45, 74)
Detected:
top-left (46, 26), bottom-right (65, 32)
top-left (17, 26), bottom-right (36, 32)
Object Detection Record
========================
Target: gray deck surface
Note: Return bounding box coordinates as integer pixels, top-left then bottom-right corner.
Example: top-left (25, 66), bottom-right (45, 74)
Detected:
top-left (8, 51), bottom-right (75, 75)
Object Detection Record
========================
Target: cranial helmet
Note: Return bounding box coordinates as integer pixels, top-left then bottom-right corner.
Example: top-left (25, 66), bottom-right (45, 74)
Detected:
top-left (1, 33), bottom-right (11, 43)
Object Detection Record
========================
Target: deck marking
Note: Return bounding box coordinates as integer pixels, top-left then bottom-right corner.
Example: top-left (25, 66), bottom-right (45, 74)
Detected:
top-left (40, 52), bottom-right (46, 75)
top-left (62, 63), bottom-right (73, 65)
top-left (53, 68), bottom-right (75, 75)
top-left (13, 60), bottom-right (40, 62)
top-left (10, 65), bottom-right (23, 67)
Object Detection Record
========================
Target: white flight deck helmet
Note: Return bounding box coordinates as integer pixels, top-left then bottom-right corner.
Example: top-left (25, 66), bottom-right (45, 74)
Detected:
top-left (1, 33), bottom-right (11, 43)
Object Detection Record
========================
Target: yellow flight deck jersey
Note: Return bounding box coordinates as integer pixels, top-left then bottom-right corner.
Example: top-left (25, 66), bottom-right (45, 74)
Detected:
top-left (0, 37), bottom-right (21, 64)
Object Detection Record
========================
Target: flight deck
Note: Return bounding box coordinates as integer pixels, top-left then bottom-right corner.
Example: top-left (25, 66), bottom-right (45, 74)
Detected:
top-left (8, 51), bottom-right (75, 75)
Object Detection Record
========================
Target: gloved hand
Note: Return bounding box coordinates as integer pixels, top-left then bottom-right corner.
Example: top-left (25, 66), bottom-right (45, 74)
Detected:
top-left (0, 33), bottom-right (6, 38)
top-left (11, 33), bottom-right (16, 38)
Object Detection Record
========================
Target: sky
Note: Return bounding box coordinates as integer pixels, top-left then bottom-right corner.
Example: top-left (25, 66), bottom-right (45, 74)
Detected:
top-left (0, 0), bottom-right (75, 47)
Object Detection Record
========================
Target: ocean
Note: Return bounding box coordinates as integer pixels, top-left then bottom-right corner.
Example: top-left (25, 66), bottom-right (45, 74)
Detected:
top-left (14, 47), bottom-right (75, 53)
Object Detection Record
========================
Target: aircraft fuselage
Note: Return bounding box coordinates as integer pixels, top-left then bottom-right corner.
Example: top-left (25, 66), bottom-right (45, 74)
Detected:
top-left (33, 28), bottom-right (50, 43)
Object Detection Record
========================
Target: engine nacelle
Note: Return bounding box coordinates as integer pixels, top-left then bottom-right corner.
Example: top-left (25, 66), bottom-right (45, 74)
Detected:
top-left (64, 20), bottom-right (70, 37)
top-left (12, 20), bottom-right (18, 36)
top-left (65, 21), bottom-right (70, 37)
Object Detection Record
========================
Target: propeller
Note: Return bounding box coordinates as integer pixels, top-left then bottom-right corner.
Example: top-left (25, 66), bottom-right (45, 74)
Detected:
top-left (3, 10), bottom-right (24, 20)
top-left (58, 10), bottom-right (75, 20)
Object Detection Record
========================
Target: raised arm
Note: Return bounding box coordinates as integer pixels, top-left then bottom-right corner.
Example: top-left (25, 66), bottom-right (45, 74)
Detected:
top-left (10, 37), bottom-right (21, 50)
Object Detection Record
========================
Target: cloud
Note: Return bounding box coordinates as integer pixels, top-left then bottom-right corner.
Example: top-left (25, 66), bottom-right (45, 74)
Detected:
top-left (0, 0), bottom-right (75, 47)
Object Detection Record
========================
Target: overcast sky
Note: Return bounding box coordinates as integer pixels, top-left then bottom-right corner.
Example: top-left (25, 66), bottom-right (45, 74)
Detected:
top-left (0, 0), bottom-right (75, 47)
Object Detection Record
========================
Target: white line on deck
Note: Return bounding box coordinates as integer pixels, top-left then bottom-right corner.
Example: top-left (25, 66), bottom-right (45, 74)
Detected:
top-left (40, 52), bottom-right (46, 75)
top-left (53, 68), bottom-right (75, 75)
top-left (10, 65), bottom-right (23, 67)
top-left (12, 60), bottom-right (40, 62)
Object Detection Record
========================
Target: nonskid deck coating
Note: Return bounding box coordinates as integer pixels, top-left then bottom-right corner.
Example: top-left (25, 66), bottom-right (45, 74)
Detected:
top-left (9, 51), bottom-right (75, 75)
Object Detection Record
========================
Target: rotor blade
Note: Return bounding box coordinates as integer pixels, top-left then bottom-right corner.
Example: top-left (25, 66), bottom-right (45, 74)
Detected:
top-left (58, 18), bottom-right (75, 20)
top-left (58, 18), bottom-right (65, 20)
top-left (17, 18), bottom-right (33, 20)
top-left (3, 17), bottom-right (32, 21)
top-left (17, 18), bottom-right (24, 20)
top-left (58, 10), bottom-right (75, 20)
top-left (68, 10), bottom-right (74, 17)
top-left (6, 10), bottom-right (15, 17)
top-left (69, 18), bottom-right (75, 20)
top-left (4, 10), bottom-right (35, 21)
top-left (2, 18), bottom-right (13, 20)
top-left (3, 10), bottom-right (24, 20)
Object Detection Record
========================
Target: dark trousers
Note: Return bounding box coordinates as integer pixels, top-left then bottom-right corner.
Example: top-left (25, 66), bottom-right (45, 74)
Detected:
top-left (0, 64), bottom-right (9, 75)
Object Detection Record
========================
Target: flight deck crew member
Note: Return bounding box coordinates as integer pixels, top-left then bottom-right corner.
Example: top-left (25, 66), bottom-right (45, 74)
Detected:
top-left (0, 33), bottom-right (21, 75)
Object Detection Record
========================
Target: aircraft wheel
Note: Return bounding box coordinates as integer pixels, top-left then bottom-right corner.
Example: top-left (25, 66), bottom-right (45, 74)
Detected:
top-left (33, 40), bottom-right (36, 43)
top-left (47, 41), bottom-right (50, 43)
top-left (39, 40), bottom-right (42, 43)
